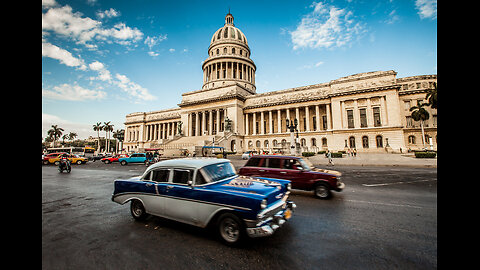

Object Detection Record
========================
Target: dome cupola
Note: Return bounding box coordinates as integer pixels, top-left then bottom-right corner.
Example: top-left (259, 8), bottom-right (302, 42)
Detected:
top-left (202, 12), bottom-right (256, 92)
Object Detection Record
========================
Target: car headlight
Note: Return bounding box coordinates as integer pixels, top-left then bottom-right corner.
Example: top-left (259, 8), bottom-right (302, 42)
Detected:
top-left (260, 199), bottom-right (267, 209)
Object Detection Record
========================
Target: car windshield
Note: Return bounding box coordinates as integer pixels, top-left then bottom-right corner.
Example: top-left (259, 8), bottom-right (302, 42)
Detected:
top-left (201, 162), bottom-right (237, 183)
top-left (298, 157), bottom-right (312, 171)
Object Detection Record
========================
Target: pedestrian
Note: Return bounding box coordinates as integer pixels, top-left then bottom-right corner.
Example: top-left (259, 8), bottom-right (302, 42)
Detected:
top-left (326, 150), bottom-right (334, 166)
top-left (353, 148), bottom-right (357, 157)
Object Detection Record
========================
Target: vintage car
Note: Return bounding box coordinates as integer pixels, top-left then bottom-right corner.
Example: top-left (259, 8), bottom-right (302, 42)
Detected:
top-left (43, 152), bottom-right (67, 165)
top-left (238, 155), bottom-right (345, 199)
top-left (112, 158), bottom-right (296, 245)
top-left (48, 153), bottom-right (88, 165)
top-left (118, 153), bottom-right (147, 165)
top-left (102, 154), bottom-right (129, 164)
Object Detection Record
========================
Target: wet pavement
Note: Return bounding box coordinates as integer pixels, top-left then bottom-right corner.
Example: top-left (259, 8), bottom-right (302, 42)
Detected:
top-left (42, 158), bottom-right (437, 269)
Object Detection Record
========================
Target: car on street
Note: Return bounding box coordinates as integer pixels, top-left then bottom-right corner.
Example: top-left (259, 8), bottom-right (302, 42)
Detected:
top-left (102, 154), bottom-right (129, 164)
top-left (112, 158), bottom-right (296, 245)
top-left (48, 153), bottom-right (89, 165)
top-left (118, 153), bottom-right (147, 165)
top-left (241, 150), bottom-right (257, 160)
top-left (43, 152), bottom-right (67, 165)
top-left (238, 155), bottom-right (345, 199)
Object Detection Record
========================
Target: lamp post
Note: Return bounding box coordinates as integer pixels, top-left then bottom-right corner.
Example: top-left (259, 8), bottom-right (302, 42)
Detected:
top-left (286, 118), bottom-right (298, 155)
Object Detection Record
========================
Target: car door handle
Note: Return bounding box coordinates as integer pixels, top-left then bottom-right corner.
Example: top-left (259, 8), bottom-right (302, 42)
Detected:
top-left (280, 172), bottom-right (287, 174)
top-left (166, 185), bottom-right (174, 190)
top-left (145, 182), bottom-right (153, 187)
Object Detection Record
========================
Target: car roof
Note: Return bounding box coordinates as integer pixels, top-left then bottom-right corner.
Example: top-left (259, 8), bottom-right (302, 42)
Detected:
top-left (250, 155), bottom-right (300, 159)
top-left (148, 158), bottom-right (230, 170)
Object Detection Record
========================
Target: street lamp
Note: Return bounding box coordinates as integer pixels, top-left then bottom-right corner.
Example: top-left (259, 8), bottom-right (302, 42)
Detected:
top-left (286, 118), bottom-right (298, 155)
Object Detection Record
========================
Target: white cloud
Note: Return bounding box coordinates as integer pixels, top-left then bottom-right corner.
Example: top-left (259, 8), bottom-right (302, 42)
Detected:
top-left (88, 60), bottom-right (112, 81)
top-left (42, 3), bottom-right (143, 49)
top-left (415, 0), bottom-right (437, 20)
top-left (42, 41), bottom-right (87, 70)
top-left (42, 113), bottom-right (100, 140)
top-left (169, 48), bottom-right (175, 53)
top-left (114, 74), bottom-right (156, 101)
top-left (148, 51), bottom-right (159, 57)
top-left (290, 1), bottom-right (365, 50)
top-left (96, 8), bottom-right (120, 19)
top-left (43, 83), bottom-right (107, 101)
top-left (144, 34), bottom-right (167, 50)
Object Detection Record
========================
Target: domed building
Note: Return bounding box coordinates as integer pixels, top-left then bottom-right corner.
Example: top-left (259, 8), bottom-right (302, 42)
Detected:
top-left (123, 12), bottom-right (437, 156)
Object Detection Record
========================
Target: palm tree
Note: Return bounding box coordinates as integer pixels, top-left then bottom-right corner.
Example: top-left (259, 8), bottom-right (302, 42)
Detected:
top-left (103, 121), bottom-right (114, 153)
top-left (410, 101), bottom-right (430, 149)
top-left (425, 82), bottom-right (437, 109)
top-left (47, 125), bottom-right (64, 147)
top-left (68, 132), bottom-right (78, 142)
top-left (113, 129), bottom-right (125, 154)
top-left (93, 122), bottom-right (103, 152)
top-left (61, 134), bottom-right (68, 146)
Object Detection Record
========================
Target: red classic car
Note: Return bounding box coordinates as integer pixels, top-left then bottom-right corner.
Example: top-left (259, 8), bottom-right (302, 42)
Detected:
top-left (238, 155), bottom-right (345, 199)
top-left (102, 154), bottom-right (129, 164)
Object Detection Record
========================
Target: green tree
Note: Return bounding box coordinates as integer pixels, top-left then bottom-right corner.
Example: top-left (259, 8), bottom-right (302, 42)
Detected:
top-left (103, 121), bottom-right (114, 153)
top-left (93, 122), bottom-right (103, 152)
top-left (113, 129), bottom-right (125, 154)
top-left (425, 82), bottom-right (437, 109)
top-left (68, 132), bottom-right (78, 142)
top-left (410, 101), bottom-right (430, 148)
top-left (47, 125), bottom-right (64, 147)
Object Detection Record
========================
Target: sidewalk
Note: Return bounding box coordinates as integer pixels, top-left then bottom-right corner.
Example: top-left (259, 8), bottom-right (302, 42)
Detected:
top-left (308, 152), bottom-right (437, 168)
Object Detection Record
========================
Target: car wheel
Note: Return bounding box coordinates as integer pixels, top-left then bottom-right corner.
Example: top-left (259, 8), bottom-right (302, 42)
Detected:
top-left (105, 160), bottom-right (110, 164)
top-left (217, 213), bottom-right (244, 246)
top-left (76, 160), bottom-right (82, 165)
top-left (54, 161), bottom-right (60, 165)
top-left (43, 160), bottom-right (49, 165)
top-left (120, 160), bottom-right (127, 166)
top-left (130, 200), bottom-right (148, 221)
top-left (314, 183), bottom-right (331, 199)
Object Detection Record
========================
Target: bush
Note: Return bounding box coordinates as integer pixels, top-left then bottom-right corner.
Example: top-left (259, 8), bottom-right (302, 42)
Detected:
top-left (302, 152), bottom-right (316, 157)
top-left (332, 152), bottom-right (344, 158)
top-left (414, 151), bottom-right (437, 158)
top-left (317, 151), bottom-right (326, 155)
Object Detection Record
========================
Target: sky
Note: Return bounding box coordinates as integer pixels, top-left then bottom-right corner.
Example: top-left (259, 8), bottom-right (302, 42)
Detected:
top-left (42, 0), bottom-right (437, 140)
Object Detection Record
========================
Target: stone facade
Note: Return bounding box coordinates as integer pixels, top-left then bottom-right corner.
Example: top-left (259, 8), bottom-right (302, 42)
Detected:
top-left (123, 13), bottom-right (437, 155)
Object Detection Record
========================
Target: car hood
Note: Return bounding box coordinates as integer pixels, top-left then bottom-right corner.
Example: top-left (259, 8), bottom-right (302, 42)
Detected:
top-left (311, 167), bottom-right (342, 177)
top-left (213, 175), bottom-right (287, 199)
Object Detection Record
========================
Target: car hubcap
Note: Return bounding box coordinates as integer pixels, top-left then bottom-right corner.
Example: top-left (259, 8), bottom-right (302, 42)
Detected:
top-left (316, 186), bottom-right (328, 197)
top-left (221, 218), bottom-right (239, 242)
top-left (132, 202), bottom-right (143, 217)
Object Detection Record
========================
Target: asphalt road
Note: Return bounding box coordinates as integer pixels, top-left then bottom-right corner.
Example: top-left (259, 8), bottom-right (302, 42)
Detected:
top-left (42, 157), bottom-right (437, 269)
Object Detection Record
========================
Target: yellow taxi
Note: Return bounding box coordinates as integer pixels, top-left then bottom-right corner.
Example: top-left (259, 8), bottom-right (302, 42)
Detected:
top-left (49, 153), bottom-right (88, 165)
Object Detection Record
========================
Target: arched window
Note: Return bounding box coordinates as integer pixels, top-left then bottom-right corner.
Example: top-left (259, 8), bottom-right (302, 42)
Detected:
top-left (281, 139), bottom-right (287, 147)
top-left (232, 48), bottom-right (235, 54)
top-left (264, 140), bottom-right (269, 148)
top-left (376, 135), bottom-right (383, 148)
top-left (216, 48), bottom-right (219, 55)
top-left (300, 138), bottom-right (306, 147)
top-left (311, 138), bottom-right (317, 147)
top-left (223, 47), bottom-right (227, 54)
top-left (256, 140), bottom-right (261, 147)
top-left (272, 139), bottom-right (278, 147)
top-left (349, 136), bottom-right (356, 149)
top-left (224, 27), bottom-right (228, 38)
top-left (248, 140), bottom-right (253, 149)
top-left (322, 137), bottom-right (327, 146)
top-left (408, 135), bottom-right (416, 144)
top-left (217, 29), bottom-right (222, 39)
top-left (362, 136), bottom-right (369, 148)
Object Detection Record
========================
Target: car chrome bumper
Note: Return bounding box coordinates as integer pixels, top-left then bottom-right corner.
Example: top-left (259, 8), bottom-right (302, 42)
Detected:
top-left (245, 201), bottom-right (296, 238)
top-left (335, 181), bottom-right (345, 192)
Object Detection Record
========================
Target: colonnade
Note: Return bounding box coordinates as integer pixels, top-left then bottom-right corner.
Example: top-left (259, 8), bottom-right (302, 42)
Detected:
top-left (125, 121), bottom-right (179, 142)
top-left (244, 104), bottom-right (332, 136)
top-left (187, 108), bottom-right (227, 137)
top-left (203, 61), bottom-right (255, 86)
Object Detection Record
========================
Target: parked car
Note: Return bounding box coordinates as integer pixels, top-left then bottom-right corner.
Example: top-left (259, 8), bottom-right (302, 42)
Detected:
top-left (48, 153), bottom-right (88, 165)
top-left (43, 152), bottom-right (67, 165)
top-left (112, 158), bottom-right (296, 245)
top-left (238, 155), bottom-right (344, 199)
top-left (241, 150), bottom-right (257, 160)
top-left (118, 153), bottom-right (147, 165)
top-left (102, 154), bottom-right (129, 164)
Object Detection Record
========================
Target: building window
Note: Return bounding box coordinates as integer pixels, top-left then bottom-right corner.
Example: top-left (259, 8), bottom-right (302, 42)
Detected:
top-left (322, 115), bottom-right (327, 130)
top-left (281, 139), bottom-right (287, 147)
top-left (347, 110), bottom-right (354, 128)
top-left (248, 140), bottom-right (253, 149)
top-left (322, 137), bottom-right (327, 146)
top-left (349, 136), bottom-right (356, 148)
top-left (263, 120), bottom-right (267, 134)
top-left (255, 121), bottom-right (259, 134)
top-left (224, 28), bottom-right (228, 38)
top-left (404, 100), bottom-right (411, 111)
top-left (264, 140), bottom-right (269, 147)
top-left (311, 138), bottom-right (317, 147)
top-left (373, 107), bottom-right (381, 127)
top-left (312, 116), bottom-right (317, 130)
top-left (303, 117), bottom-right (306, 131)
top-left (359, 108), bottom-right (367, 127)
top-left (216, 48), bottom-right (219, 55)
top-left (224, 47), bottom-right (227, 54)
top-left (272, 140), bottom-right (278, 147)
top-left (300, 138), bottom-right (306, 147)
top-left (376, 135), bottom-right (383, 148)
top-left (432, 115), bottom-right (437, 127)
top-left (256, 140), bottom-right (260, 147)
top-left (362, 136), bottom-right (369, 148)
top-left (232, 48), bottom-right (235, 54)
top-left (406, 116), bottom-right (413, 127)
top-left (408, 135), bottom-right (416, 144)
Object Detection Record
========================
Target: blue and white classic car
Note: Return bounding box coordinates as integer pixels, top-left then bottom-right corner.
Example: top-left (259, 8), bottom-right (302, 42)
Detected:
top-left (112, 158), bottom-right (296, 245)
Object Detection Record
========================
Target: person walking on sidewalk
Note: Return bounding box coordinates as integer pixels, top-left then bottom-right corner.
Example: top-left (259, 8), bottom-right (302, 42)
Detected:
top-left (326, 150), bottom-right (334, 166)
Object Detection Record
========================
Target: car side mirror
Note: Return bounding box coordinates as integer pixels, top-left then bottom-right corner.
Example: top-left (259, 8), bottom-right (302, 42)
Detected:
top-left (187, 180), bottom-right (193, 187)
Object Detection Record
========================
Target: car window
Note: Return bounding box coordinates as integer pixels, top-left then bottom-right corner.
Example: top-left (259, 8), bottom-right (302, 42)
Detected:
top-left (172, 169), bottom-right (193, 185)
top-left (201, 162), bottom-right (237, 182)
top-left (152, 169), bottom-right (169, 182)
top-left (195, 170), bottom-right (208, 185)
top-left (284, 159), bottom-right (297, 170)
top-left (245, 157), bottom-right (262, 167)
top-left (268, 158), bottom-right (281, 168)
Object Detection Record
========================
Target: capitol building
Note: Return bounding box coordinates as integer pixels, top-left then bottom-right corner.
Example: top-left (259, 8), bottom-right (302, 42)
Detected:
top-left (123, 13), bottom-right (437, 155)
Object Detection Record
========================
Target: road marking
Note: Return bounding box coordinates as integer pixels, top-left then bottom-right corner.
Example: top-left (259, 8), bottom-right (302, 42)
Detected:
top-left (362, 179), bottom-right (437, 187)
top-left (343, 199), bottom-right (423, 209)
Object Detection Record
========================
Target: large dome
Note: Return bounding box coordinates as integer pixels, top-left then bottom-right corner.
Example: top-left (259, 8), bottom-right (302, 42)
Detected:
top-left (202, 12), bottom-right (256, 92)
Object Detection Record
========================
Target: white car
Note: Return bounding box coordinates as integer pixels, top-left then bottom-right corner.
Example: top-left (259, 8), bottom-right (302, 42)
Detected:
top-left (241, 151), bottom-right (257, 160)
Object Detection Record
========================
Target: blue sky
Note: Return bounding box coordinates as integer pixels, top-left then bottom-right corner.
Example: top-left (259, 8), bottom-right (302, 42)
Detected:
top-left (42, 0), bottom-right (437, 139)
